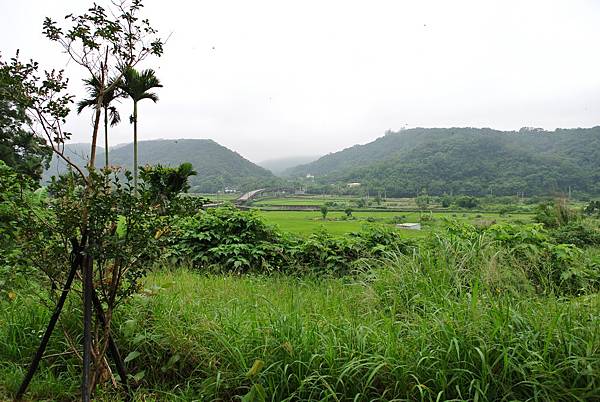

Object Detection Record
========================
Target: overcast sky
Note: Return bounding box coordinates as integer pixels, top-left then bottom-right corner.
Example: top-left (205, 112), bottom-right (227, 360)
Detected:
top-left (2, 0), bottom-right (600, 162)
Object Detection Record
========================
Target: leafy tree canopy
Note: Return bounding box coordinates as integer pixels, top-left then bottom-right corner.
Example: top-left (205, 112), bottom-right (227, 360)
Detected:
top-left (0, 59), bottom-right (51, 183)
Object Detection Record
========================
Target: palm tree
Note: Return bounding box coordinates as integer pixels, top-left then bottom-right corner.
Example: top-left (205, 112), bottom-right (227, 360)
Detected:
top-left (77, 76), bottom-right (122, 168)
top-left (119, 67), bottom-right (162, 192)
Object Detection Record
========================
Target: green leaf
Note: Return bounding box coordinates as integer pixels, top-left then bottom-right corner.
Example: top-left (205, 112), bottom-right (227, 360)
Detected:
top-left (246, 359), bottom-right (265, 378)
top-left (132, 334), bottom-right (146, 344)
top-left (116, 215), bottom-right (127, 238)
top-left (241, 383), bottom-right (266, 402)
top-left (132, 370), bottom-right (145, 382)
top-left (124, 350), bottom-right (141, 363)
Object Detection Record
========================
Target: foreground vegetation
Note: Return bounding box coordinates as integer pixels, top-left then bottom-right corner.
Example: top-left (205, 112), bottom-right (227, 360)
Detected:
top-left (2, 200), bottom-right (600, 400)
top-left (2, 234), bottom-right (599, 400)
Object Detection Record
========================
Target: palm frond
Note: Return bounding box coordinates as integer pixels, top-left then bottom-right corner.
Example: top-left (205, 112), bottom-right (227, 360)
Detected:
top-left (77, 98), bottom-right (96, 114)
top-left (77, 74), bottom-right (123, 113)
top-left (120, 67), bottom-right (163, 101)
top-left (107, 106), bottom-right (121, 126)
top-left (139, 92), bottom-right (159, 103)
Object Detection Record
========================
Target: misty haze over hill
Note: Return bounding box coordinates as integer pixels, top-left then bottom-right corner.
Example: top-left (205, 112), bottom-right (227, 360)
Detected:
top-left (258, 156), bottom-right (320, 176)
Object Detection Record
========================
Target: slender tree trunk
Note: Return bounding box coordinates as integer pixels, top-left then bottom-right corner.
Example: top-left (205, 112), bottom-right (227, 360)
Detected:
top-left (133, 101), bottom-right (138, 193)
top-left (104, 106), bottom-right (109, 169)
top-left (89, 105), bottom-right (102, 169)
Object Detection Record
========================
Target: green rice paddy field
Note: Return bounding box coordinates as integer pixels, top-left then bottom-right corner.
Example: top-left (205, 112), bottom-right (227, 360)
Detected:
top-left (257, 210), bottom-right (533, 237)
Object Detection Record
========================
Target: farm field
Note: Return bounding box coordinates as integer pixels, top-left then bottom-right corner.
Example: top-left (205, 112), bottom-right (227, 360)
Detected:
top-left (258, 209), bottom-right (534, 236)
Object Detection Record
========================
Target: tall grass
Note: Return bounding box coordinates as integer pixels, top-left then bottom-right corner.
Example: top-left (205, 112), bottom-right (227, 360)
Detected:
top-left (1, 240), bottom-right (599, 401)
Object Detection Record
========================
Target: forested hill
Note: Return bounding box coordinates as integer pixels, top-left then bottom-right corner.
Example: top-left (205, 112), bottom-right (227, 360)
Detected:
top-left (283, 127), bottom-right (600, 197)
top-left (43, 139), bottom-right (276, 193)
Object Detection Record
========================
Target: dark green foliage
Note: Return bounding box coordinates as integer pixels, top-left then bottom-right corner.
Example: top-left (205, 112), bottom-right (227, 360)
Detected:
top-left (288, 231), bottom-right (364, 276)
top-left (165, 206), bottom-right (288, 273)
top-left (584, 200), bottom-right (600, 216)
top-left (456, 195), bottom-right (478, 209)
top-left (140, 162), bottom-right (197, 210)
top-left (320, 205), bottom-right (328, 219)
top-left (285, 127), bottom-right (600, 197)
top-left (165, 207), bottom-right (416, 276)
top-left (0, 62), bottom-right (51, 183)
top-left (441, 194), bottom-right (452, 208)
top-left (534, 199), bottom-right (578, 228)
top-left (550, 220), bottom-right (600, 247)
top-left (355, 198), bottom-right (367, 208)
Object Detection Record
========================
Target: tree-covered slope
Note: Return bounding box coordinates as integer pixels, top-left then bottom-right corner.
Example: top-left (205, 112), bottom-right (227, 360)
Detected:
top-left (43, 139), bottom-right (276, 193)
top-left (285, 127), bottom-right (600, 197)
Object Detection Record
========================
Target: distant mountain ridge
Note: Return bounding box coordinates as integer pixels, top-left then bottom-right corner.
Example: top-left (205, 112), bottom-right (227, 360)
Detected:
top-left (284, 127), bottom-right (600, 197)
top-left (43, 139), bottom-right (275, 193)
top-left (259, 155), bottom-right (320, 175)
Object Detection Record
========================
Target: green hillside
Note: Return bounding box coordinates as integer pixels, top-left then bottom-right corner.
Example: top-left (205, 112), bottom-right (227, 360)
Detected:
top-left (284, 127), bottom-right (600, 197)
top-left (43, 139), bottom-right (276, 193)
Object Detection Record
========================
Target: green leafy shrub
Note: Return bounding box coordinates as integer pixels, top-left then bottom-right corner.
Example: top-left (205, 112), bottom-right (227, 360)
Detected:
top-left (166, 206), bottom-right (288, 273)
top-left (166, 207), bottom-right (415, 276)
top-left (534, 199), bottom-right (578, 228)
top-left (456, 196), bottom-right (478, 209)
top-left (484, 223), bottom-right (588, 293)
top-left (550, 220), bottom-right (600, 247)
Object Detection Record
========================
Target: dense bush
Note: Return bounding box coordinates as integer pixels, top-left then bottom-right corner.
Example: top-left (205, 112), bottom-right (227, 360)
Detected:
top-left (164, 207), bottom-right (416, 276)
top-left (534, 199), bottom-right (578, 228)
top-left (444, 220), bottom-right (600, 295)
top-left (550, 220), bottom-right (600, 247)
top-left (0, 161), bottom-right (51, 296)
top-left (164, 206), bottom-right (288, 273)
top-left (456, 195), bottom-right (479, 209)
